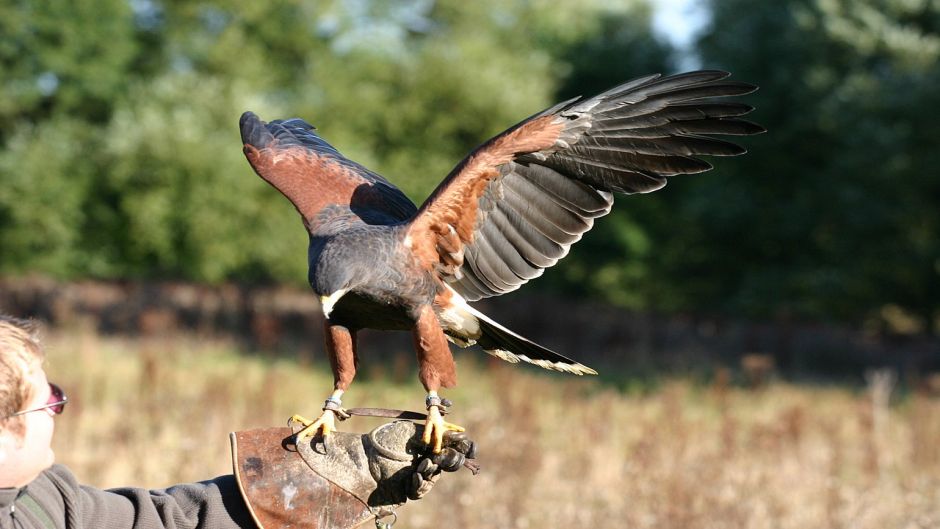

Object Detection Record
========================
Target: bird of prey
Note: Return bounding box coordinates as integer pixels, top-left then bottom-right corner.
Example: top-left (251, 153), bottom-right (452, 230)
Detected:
top-left (240, 70), bottom-right (763, 452)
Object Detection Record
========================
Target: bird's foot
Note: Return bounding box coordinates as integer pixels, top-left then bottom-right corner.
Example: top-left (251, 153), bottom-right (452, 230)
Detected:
top-left (289, 395), bottom-right (349, 443)
top-left (289, 409), bottom-right (338, 442)
top-left (422, 396), bottom-right (465, 453)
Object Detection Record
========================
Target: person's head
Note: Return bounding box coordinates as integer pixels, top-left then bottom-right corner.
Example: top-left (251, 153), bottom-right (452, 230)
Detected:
top-left (0, 315), bottom-right (58, 487)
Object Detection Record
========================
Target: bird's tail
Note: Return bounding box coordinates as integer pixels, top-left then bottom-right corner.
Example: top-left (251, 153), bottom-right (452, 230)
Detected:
top-left (466, 306), bottom-right (597, 376)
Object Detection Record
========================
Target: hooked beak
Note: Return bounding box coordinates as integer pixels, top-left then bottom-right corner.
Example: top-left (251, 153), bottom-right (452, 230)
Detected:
top-left (319, 289), bottom-right (348, 319)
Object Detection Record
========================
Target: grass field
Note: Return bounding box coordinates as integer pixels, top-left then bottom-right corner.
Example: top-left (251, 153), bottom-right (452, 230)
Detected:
top-left (42, 325), bottom-right (940, 529)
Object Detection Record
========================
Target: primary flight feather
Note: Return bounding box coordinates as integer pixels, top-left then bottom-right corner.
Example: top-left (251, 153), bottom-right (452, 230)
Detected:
top-left (240, 70), bottom-right (764, 451)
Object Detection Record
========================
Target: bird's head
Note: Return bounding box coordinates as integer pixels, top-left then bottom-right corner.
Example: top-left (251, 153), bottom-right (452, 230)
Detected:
top-left (318, 289), bottom-right (347, 319)
top-left (310, 258), bottom-right (364, 319)
top-left (312, 270), bottom-right (351, 319)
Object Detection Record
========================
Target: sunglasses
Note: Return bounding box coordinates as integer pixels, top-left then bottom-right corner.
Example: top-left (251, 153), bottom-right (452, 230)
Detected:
top-left (9, 382), bottom-right (68, 418)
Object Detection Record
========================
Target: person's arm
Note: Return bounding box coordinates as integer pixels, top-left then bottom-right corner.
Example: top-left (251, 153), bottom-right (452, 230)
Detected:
top-left (96, 475), bottom-right (253, 529)
top-left (24, 421), bottom-right (475, 529)
top-left (37, 465), bottom-right (254, 529)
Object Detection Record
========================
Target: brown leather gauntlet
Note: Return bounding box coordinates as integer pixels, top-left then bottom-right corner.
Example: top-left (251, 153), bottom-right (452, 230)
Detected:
top-left (230, 421), bottom-right (477, 529)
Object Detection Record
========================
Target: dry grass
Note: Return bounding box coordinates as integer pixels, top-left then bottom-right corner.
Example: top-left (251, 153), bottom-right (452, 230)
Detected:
top-left (42, 325), bottom-right (940, 529)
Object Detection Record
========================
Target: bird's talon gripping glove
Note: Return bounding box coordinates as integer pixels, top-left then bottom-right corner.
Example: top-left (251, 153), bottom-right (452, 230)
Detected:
top-left (231, 421), bottom-right (477, 529)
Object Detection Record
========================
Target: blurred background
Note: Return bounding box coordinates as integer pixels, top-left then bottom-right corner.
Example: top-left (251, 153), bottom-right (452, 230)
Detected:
top-left (1, 0), bottom-right (939, 527)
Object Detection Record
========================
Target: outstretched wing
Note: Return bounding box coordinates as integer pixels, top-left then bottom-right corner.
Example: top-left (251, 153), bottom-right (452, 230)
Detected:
top-left (406, 70), bottom-right (764, 301)
top-left (240, 112), bottom-right (417, 233)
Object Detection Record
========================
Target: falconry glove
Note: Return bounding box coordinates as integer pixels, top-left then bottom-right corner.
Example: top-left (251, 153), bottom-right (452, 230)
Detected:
top-left (231, 421), bottom-right (478, 529)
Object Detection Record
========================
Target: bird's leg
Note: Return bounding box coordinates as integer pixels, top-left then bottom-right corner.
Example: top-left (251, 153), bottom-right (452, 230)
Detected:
top-left (422, 390), bottom-right (465, 453)
top-left (292, 321), bottom-right (357, 443)
top-left (413, 305), bottom-right (464, 453)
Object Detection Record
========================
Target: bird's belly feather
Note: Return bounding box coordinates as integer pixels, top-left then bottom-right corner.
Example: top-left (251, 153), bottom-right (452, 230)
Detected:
top-left (328, 292), bottom-right (415, 331)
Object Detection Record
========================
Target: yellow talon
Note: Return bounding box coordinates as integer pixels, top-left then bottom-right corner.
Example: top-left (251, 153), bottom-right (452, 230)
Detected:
top-left (290, 410), bottom-right (337, 442)
top-left (423, 405), bottom-right (465, 453)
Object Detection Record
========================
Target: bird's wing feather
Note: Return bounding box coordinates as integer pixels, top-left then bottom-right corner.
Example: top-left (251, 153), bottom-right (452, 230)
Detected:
top-left (406, 70), bottom-right (764, 301)
top-left (240, 112), bottom-right (417, 233)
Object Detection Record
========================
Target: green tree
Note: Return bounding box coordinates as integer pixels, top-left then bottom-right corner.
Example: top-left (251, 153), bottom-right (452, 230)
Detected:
top-left (1, 0), bottom-right (672, 286)
top-left (0, 0), bottom-right (139, 276)
top-left (670, 0), bottom-right (940, 330)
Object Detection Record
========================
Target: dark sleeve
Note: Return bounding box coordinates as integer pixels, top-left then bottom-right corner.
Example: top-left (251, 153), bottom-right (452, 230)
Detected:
top-left (40, 465), bottom-right (256, 529)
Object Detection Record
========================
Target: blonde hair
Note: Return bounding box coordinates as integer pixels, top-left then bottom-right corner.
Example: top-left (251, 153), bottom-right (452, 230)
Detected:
top-left (0, 316), bottom-right (45, 435)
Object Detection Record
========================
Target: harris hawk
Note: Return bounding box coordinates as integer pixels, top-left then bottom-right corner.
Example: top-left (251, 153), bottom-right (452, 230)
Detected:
top-left (240, 70), bottom-right (764, 452)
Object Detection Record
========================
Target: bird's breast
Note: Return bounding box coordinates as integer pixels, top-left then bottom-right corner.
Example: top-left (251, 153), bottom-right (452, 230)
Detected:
top-left (327, 291), bottom-right (416, 331)
top-left (309, 225), bottom-right (440, 331)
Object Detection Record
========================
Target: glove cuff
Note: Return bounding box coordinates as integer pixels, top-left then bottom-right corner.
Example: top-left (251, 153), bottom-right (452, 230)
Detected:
top-left (231, 428), bottom-right (374, 529)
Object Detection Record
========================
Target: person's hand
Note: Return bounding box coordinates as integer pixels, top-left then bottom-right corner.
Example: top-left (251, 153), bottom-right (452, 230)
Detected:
top-left (409, 430), bottom-right (479, 500)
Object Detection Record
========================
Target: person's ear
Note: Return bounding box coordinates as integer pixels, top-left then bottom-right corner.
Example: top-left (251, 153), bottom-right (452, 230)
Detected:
top-left (0, 424), bottom-right (25, 460)
top-left (0, 429), bottom-right (11, 465)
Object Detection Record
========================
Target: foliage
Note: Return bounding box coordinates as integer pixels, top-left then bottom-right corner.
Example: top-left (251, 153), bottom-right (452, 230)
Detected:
top-left (681, 0), bottom-right (940, 326)
top-left (0, 0), bottom-right (659, 283)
